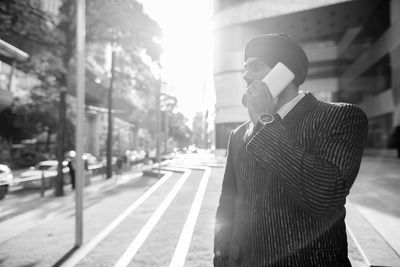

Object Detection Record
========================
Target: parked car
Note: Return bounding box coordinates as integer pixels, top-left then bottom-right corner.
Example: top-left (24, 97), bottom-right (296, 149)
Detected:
top-left (82, 153), bottom-right (104, 174)
top-left (148, 149), bottom-right (157, 162)
top-left (66, 150), bottom-right (103, 169)
top-left (127, 150), bottom-right (146, 164)
top-left (161, 152), bottom-right (176, 161)
top-left (0, 164), bottom-right (13, 200)
top-left (19, 160), bottom-right (69, 188)
top-left (82, 153), bottom-right (99, 167)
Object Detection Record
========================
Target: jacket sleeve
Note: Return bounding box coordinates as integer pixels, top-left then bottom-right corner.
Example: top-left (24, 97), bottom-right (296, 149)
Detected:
top-left (246, 105), bottom-right (368, 217)
top-left (214, 131), bottom-right (237, 266)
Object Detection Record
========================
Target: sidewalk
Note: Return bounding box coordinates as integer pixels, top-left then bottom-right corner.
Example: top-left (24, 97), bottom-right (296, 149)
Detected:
top-left (347, 156), bottom-right (400, 266)
top-left (0, 164), bottom-right (151, 242)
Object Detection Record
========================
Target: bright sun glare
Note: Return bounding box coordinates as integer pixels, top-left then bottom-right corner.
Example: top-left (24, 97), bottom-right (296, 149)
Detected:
top-left (138, 0), bottom-right (214, 124)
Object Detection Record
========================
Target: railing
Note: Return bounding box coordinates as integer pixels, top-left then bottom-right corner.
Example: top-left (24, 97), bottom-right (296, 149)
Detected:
top-left (1, 159), bottom-right (149, 199)
top-left (1, 164), bottom-right (106, 197)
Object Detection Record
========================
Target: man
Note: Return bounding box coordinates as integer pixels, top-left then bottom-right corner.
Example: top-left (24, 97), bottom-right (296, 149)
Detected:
top-left (67, 157), bottom-right (75, 189)
top-left (213, 33), bottom-right (368, 266)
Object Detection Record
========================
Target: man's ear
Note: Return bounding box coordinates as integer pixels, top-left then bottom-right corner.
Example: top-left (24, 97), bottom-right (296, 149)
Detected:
top-left (242, 93), bottom-right (248, 108)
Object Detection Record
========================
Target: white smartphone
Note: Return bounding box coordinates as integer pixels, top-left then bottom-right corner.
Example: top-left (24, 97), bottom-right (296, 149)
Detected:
top-left (262, 62), bottom-right (295, 99)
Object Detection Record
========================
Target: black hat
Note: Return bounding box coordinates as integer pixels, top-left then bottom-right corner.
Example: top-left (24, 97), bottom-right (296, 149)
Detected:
top-left (244, 33), bottom-right (309, 86)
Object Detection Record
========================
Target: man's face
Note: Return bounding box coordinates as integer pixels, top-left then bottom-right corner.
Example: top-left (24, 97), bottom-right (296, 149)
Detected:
top-left (241, 57), bottom-right (272, 109)
top-left (242, 57), bottom-right (272, 87)
top-left (241, 58), bottom-right (274, 122)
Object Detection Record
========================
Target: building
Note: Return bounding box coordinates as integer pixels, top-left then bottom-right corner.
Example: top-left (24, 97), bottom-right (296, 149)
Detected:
top-left (212, 0), bottom-right (400, 157)
top-left (0, 39), bottom-right (29, 111)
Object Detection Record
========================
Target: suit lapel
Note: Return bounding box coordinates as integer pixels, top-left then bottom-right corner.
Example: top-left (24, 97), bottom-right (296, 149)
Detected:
top-left (280, 92), bottom-right (318, 129)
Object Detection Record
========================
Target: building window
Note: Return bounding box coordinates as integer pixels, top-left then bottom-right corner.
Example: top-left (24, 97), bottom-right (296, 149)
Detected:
top-left (213, 0), bottom-right (258, 13)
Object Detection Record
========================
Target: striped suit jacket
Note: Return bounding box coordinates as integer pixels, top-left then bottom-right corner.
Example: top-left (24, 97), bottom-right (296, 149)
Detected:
top-left (214, 93), bottom-right (368, 266)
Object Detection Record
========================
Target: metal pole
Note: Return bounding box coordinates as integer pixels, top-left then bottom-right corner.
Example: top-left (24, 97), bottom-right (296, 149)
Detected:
top-left (156, 82), bottom-right (161, 175)
top-left (106, 40), bottom-right (116, 179)
top-left (55, 88), bottom-right (66, 196)
top-left (165, 111), bottom-right (168, 153)
top-left (204, 111), bottom-right (208, 149)
top-left (75, 0), bottom-right (86, 247)
top-left (40, 170), bottom-right (45, 197)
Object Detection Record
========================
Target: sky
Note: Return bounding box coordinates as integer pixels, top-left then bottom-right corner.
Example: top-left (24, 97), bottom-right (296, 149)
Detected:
top-left (138, 0), bottom-right (215, 125)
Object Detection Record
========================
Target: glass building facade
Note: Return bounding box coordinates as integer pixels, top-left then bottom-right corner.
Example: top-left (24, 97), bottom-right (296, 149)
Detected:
top-left (212, 0), bottom-right (400, 157)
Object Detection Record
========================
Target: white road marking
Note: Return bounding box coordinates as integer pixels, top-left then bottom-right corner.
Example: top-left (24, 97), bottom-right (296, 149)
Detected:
top-left (114, 168), bottom-right (192, 267)
top-left (357, 204), bottom-right (400, 257)
top-left (172, 162), bottom-right (225, 168)
top-left (169, 167), bottom-right (211, 267)
top-left (61, 171), bottom-right (174, 267)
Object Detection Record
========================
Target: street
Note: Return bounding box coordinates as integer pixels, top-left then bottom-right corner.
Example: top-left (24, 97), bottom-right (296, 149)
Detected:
top-left (0, 153), bottom-right (399, 266)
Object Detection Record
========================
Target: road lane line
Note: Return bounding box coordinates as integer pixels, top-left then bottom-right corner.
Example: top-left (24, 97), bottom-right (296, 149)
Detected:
top-left (172, 162), bottom-right (225, 168)
top-left (169, 167), bottom-right (211, 267)
top-left (61, 171), bottom-right (173, 267)
top-left (114, 168), bottom-right (192, 267)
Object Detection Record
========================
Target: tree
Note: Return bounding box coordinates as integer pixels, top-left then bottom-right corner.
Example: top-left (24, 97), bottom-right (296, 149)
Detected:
top-left (0, 0), bottom-right (55, 49)
top-left (159, 93), bottom-right (192, 149)
top-left (168, 111), bottom-right (192, 149)
top-left (57, 0), bottom-right (162, 192)
top-left (0, 0), bottom-right (56, 160)
top-left (1, 0), bottom-right (162, 195)
top-left (0, 106), bottom-right (16, 143)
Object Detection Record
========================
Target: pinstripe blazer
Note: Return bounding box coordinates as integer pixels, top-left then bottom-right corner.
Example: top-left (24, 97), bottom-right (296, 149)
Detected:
top-left (214, 93), bottom-right (368, 266)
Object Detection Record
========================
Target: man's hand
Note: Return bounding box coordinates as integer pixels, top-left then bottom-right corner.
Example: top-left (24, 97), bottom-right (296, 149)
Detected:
top-left (244, 80), bottom-right (275, 125)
